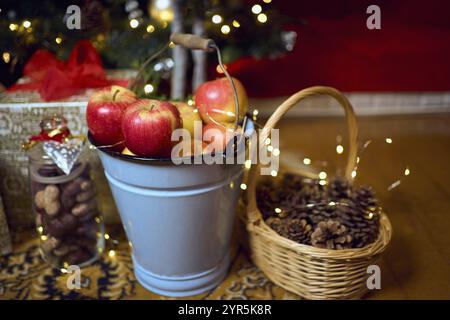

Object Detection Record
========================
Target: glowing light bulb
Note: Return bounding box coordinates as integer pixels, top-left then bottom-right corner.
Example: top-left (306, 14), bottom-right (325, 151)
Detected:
top-left (245, 160), bottom-right (252, 169)
top-left (9, 23), bottom-right (18, 31)
top-left (146, 24), bottom-right (155, 33)
top-left (336, 145), bottom-right (344, 154)
top-left (240, 183), bottom-right (247, 190)
top-left (232, 20), bottom-right (240, 28)
top-left (265, 138), bottom-right (271, 145)
top-left (108, 250), bottom-right (116, 258)
top-left (303, 158), bottom-right (311, 165)
top-left (385, 138), bottom-right (393, 144)
top-left (221, 25), bottom-right (231, 35)
top-left (130, 19), bottom-right (139, 28)
top-left (270, 170), bottom-right (278, 177)
top-left (144, 84), bottom-right (154, 94)
top-left (275, 208), bottom-right (282, 214)
top-left (318, 171), bottom-right (327, 180)
top-left (267, 145), bottom-right (273, 152)
top-left (272, 148), bottom-right (280, 156)
top-left (404, 168), bottom-right (410, 176)
top-left (257, 13), bottom-right (268, 23)
top-left (252, 4), bottom-right (262, 14)
top-left (212, 15), bottom-right (222, 24)
top-left (2, 52), bottom-right (11, 63)
top-left (263, 0), bottom-right (272, 3)
top-left (351, 170), bottom-right (357, 178)
top-left (104, 233), bottom-right (110, 240)
top-left (187, 99), bottom-right (194, 106)
top-left (216, 64), bottom-right (227, 73)
top-left (253, 109), bottom-right (259, 116)
top-left (22, 20), bottom-right (31, 28)
top-left (55, 37), bottom-right (62, 44)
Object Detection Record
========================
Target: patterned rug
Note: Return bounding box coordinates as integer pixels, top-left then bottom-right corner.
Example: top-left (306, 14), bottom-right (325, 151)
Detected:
top-left (0, 228), bottom-right (299, 300)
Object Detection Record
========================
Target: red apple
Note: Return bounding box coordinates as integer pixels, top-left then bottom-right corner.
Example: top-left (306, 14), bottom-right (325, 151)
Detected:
top-left (86, 85), bottom-right (137, 148)
top-left (122, 99), bottom-right (182, 157)
top-left (195, 77), bottom-right (248, 125)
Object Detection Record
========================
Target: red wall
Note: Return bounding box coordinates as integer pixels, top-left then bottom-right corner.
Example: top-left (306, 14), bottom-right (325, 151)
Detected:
top-left (230, 0), bottom-right (450, 97)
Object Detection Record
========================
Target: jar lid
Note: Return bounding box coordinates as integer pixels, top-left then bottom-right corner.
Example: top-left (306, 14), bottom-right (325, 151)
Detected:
top-left (27, 143), bottom-right (54, 165)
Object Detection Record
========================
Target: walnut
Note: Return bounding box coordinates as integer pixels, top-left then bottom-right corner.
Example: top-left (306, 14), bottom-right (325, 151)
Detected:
top-left (44, 185), bottom-right (59, 203)
top-left (72, 199), bottom-right (97, 217)
top-left (35, 191), bottom-right (46, 209)
top-left (80, 180), bottom-right (93, 191)
top-left (45, 201), bottom-right (61, 216)
top-left (76, 186), bottom-right (96, 202)
top-left (34, 185), bottom-right (61, 216)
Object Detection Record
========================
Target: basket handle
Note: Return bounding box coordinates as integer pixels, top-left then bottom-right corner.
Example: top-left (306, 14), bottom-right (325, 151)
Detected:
top-left (246, 86), bottom-right (359, 223)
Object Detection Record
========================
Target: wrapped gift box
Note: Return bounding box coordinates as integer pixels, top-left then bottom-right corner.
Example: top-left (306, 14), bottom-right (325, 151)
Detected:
top-left (0, 70), bottom-right (135, 231)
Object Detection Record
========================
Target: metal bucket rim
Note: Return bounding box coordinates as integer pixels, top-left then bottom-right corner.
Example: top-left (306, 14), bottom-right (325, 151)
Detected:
top-left (88, 117), bottom-right (254, 167)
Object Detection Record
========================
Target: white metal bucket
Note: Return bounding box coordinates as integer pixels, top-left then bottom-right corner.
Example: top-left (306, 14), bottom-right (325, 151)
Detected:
top-left (97, 149), bottom-right (243, 297)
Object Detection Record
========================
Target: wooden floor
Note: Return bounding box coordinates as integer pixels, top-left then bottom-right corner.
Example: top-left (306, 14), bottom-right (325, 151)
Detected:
top-left (273, 113), bottom-right (450, 299)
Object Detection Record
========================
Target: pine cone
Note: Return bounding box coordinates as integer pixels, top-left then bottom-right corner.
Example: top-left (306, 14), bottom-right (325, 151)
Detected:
top-left (328, 177), bottom-right (351, 199)
top-left (266, 217), bottom-right (288, 237)
top-left (286, 218), bottom-right (312, 244)
top-left (353, 186), bottom-right (378, 211)
top-left (257, 174), bottom-right (382, 249)
top-left (311, 219), bottom-right (353, 249)
top-left (256, 181), bottom-right (279, 219)
top-left (298, 181), bottom-right (322, 205)
top-left (309, 204), bottom-right (336, 226)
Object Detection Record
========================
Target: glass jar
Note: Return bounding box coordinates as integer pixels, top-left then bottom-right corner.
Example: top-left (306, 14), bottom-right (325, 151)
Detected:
top-left (28, 146), bottom-right (104, 267)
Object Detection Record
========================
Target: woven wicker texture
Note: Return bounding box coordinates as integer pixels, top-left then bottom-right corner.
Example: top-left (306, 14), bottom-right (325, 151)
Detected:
top-left (246, 86), bottom-right (392, 299)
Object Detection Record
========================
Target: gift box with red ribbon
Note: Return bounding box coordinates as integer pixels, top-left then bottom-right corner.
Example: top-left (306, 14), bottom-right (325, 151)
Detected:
top-left (0, 41), bottom-right (133, 230)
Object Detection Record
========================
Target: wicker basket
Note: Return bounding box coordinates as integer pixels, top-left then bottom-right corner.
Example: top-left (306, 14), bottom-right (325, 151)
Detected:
top-left (246, 86), bottom-right (392, 300)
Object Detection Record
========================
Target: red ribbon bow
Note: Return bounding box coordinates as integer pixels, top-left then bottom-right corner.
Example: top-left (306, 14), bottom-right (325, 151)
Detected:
top-left (9, 41), bottom-right (125, 101)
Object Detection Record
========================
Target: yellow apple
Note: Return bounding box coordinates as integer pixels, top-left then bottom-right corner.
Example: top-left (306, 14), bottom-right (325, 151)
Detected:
top-left (171, 101), bottom-right (202, 137)
top-left (121, 147), bottom-right (136, 156)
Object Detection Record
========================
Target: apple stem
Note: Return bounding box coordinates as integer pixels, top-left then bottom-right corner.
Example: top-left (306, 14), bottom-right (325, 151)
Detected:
top-left (112, 89), bottom-right (120, 102)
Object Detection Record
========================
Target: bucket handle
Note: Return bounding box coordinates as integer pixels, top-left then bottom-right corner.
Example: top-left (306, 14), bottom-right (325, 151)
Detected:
top-left (129, 33), bottom-right (240, 131)
top-left (246, 86), bottom-right (359, 223)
